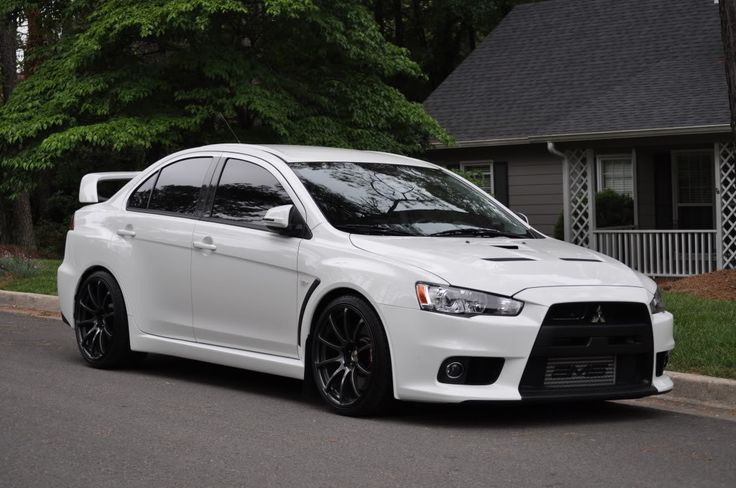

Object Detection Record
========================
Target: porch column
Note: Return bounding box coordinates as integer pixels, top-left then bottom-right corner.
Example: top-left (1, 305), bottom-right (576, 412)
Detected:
top-left (563, 148), bottom-right (595, 248)
top-left (716, 141), bottom-right (736, 269)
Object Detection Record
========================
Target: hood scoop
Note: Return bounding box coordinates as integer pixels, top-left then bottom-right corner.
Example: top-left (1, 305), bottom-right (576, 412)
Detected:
top-left (484, 257), bottom-right (535, 262)
top-left (492, 245), bottom-right (519, 250)
top-left (559, 257), bottom-right (602, 262)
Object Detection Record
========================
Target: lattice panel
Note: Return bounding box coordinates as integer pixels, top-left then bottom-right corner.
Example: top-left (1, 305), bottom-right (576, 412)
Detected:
top-left (719, 141), bottom-right (736, 269)
top-left (566, 149), bottom-right (590, 247)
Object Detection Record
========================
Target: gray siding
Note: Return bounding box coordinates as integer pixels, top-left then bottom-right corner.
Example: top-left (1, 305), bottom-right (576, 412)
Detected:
top-left (427, 144), bottom-right (563, 235)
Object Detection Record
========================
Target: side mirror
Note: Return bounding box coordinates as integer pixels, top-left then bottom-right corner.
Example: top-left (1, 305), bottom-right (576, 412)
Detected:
top-left (514, 211), bottom-right (529, 224)
top-left (263, 205), bottom-right (292, 230)
top-left (263, 204), bottom-right (312, 239)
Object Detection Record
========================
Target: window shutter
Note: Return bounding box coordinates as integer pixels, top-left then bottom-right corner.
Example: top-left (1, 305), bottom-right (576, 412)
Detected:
top-left (493, 161), bottom-right (509, 206)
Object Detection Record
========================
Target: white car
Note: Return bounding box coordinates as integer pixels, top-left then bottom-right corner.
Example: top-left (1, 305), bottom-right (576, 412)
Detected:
top-left (58, 144), bottom-right (674, 415)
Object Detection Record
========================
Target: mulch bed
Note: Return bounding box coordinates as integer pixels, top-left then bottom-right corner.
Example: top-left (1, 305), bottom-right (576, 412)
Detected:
top-left (659, 269), bottom-right (736, 301)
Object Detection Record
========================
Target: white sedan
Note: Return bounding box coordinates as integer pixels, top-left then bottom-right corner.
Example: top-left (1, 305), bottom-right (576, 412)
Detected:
top-left (58, 144), bottom-right (674, 415)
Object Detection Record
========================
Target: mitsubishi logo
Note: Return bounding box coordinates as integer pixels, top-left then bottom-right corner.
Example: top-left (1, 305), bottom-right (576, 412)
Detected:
top-left (590, 305), bottom-right (606, 324)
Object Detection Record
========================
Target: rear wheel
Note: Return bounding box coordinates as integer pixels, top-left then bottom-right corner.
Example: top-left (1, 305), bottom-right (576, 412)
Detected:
top-left (74, 270), bottom-right (139, 368)
top-left (311, 295), bottom-right (393, 416)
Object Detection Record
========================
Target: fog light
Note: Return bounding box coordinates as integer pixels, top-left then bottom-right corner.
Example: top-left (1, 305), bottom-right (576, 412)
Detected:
top-left (445, 361), bottom-right (464, 379)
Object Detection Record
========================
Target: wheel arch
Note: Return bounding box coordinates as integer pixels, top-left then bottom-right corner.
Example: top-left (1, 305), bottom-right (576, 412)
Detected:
top-left (73, 265), bottom-right (122, 320)
top-left (302, 285), bottom-right (397, 398)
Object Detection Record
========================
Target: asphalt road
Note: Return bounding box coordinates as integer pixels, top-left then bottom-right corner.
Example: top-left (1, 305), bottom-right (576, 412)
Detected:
top-left (1, 311), bottom-right (734, 488)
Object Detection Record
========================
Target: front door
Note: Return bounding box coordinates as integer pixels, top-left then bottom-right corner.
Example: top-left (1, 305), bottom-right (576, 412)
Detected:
top-left (191, 157), bottom-right (302, 357)
top-left (672, 150), bottom-right (714, 229)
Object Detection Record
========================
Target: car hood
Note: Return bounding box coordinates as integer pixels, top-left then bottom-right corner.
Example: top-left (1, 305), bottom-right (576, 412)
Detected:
top-left (349, 235), bottom-right (649, 297)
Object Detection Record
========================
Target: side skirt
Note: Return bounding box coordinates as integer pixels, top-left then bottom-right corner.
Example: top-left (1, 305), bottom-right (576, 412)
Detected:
top-left (130, 330), bottom-right (305, 380)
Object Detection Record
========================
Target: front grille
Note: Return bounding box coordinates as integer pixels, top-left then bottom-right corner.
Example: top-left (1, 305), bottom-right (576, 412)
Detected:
top-left (520, 302), bottom-right (654, 400)
top-left (543, 356), bottom-right (616, 388)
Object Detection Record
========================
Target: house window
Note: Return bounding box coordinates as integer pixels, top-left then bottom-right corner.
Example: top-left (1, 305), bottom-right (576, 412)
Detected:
top-left (672, 150), bottom-right (714, 229)
top-left (597, 155), bottom-right (634, 197)
top-left (459, 162), bottom-right (494, 194)
top-left (596, 153), bottom-right (636, 228)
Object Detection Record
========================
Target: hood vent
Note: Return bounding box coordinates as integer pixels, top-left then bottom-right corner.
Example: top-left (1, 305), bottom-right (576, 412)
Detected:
top-left (492, 245), bottom-right (519, 250)
top-left (559, 257), bottom-right (602, 262)
top-left (484, 257), bottom-right (535, 262)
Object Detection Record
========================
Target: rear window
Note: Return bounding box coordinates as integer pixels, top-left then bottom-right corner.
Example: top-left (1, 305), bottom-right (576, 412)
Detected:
top-left (145, 158), bottom-right (211, 215)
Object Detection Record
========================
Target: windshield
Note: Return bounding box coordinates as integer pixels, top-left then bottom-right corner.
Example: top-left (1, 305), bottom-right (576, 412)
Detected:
top-left (290, 162), bottom-right (536, 238)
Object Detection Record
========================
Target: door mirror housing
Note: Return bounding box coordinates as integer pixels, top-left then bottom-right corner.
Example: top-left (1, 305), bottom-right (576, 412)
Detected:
top-left (263, 205), bottom-right (292, 230)
top-left (263, 205), bottom-right (312, 238)
top-left (514, 211), bottom-right (529, 224)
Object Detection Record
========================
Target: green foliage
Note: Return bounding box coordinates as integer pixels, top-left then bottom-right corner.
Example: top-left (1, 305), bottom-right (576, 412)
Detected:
top-left (0, 254), bottom-right (38, 278)
top-left (450, 168), bottom-right (486, 192)
top-left (595, 189), bottom-right (634, 228)
top-left (553, 212), bottom-right (564, 240)
top-left (0, 0), bottom-right (451, 190)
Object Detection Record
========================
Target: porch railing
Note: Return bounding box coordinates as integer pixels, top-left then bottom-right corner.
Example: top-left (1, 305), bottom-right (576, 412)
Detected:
top-left (593, 229), bottom-right (718, 277)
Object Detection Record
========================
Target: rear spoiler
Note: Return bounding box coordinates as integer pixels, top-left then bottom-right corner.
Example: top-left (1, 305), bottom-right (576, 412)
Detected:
top-left (79, 172), bottom-right (140, 203)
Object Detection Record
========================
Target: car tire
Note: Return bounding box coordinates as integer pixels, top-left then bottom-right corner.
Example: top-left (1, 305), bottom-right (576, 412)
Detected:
top-left (310, 295), bottom-right (393, 416)
top-left (74, 270), bottom-right (139, 369)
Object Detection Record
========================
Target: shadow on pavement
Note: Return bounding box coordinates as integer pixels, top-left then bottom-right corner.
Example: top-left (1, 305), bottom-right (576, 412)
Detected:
top-left (112, 352), bottom-right (672, 429)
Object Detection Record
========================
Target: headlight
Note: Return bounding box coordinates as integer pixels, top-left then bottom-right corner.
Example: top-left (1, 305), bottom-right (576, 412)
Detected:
top-left (415, 283), bottom-right (523, 316)
top-left (650, 287), bottom-right (666, 314)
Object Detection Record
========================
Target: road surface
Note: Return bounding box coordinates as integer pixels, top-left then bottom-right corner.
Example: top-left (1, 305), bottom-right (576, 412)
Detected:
top-left (1, 311), bottom-right (734, 487)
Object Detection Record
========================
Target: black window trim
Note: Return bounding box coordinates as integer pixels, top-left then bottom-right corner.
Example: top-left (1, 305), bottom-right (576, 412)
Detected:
top-left (125, 155), bottom-right (220, 221)
top-left (199, 155), bottom-right (310, 237)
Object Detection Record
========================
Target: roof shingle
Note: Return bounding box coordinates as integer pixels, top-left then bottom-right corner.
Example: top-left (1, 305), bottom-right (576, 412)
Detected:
top-left (424, 0), bottom-right (730, 143)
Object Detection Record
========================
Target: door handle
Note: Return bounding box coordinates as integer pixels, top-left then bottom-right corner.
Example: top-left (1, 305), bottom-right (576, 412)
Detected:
top-left (116, 227), bottom-right (136, 238)
top-left (193, 240), bottom-right (217, 251)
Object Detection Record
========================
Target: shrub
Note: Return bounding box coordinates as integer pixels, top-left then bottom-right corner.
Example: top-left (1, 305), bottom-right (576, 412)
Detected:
top-left (451, 168), bottom-right (487, 192)
top-left (596, 189), bottom-right (634, 228)
top-left (0, 255), bottom-right (39, 278)
top-left (554, 212), bottom-right (565, 240)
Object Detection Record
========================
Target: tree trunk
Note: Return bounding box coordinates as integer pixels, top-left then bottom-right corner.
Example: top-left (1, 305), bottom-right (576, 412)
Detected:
top-left (720, 0), bottom-right (736, 140)
top-left (12, 192), bottom-right (36, 251)
top-left (0, 12), bottom-right (17, 102)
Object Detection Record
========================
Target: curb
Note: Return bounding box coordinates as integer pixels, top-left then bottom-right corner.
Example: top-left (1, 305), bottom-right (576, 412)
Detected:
top-left (0, 289), bottom-right (734, 409)
top-left (0, 290), bottom-right (59, 314)
top-left (665, 371), bottom-right (736, 409)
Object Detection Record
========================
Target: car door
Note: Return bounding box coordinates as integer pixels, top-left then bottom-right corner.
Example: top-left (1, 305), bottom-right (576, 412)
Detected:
top-left (115, 156), bottom-right (216, 341)
top-left (191, 157), bottom-right (303, 358)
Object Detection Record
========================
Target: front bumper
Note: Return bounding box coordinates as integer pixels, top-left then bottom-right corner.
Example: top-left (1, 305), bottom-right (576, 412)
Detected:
top-left (380, 286), bottom-right (674, 403)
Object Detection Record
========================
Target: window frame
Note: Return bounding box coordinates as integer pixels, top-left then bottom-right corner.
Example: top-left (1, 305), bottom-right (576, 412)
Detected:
top-left (200, 156), bottom-right (304, 235)
top-left (596, 151), bottom-right (638, 228)
top-left (459, 160), bottom-right (494, 195)
top-left (125, 155), bottom-right (219, 220)
top-left (671, 149), bottom-right (715, 229)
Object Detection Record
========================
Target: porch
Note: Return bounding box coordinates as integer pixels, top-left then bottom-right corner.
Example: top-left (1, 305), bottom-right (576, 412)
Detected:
top-left (561, 141), bottom-right (736, 277)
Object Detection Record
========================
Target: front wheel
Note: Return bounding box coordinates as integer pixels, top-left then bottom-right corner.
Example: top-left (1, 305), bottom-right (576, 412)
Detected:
top-left (310, 295), bottom-right (393, 416)
top-left (74, 270), bottom-right (139, 369)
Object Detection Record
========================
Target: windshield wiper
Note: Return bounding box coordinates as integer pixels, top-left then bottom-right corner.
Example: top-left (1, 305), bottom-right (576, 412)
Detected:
top-left (429, 228), bottom-right (528, 239)
top-left (337, 224), bottom-right (418, 236)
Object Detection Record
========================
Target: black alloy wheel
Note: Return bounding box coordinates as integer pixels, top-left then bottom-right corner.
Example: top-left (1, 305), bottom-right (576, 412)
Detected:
top-left (74, 270), bottom-right (138, 368)
top-left (311, 295), bottom-right (392, 416)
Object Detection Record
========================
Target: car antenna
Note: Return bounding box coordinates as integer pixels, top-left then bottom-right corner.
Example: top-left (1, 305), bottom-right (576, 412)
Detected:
top-left (218, 112), bottom-right (241, 143)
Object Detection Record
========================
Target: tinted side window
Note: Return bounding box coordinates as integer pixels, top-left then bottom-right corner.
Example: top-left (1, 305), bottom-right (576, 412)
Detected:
top-left (127, 172), bottom-right (158, 209)
top-left (210, 159), bottom-right (292, 227)
top-left (148, 158), bottom-right (211, 214)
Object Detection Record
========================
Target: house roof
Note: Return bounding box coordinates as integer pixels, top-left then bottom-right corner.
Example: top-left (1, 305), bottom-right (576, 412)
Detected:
top-left (424, 0), bottom-right (731, 147)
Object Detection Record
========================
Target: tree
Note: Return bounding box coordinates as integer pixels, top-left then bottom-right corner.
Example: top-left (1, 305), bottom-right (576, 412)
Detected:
top-left (371, 0), bottom-right (528, 100)
top-left (720, 0), bottom-right (736, 141)
top-left (0, 0), bottom-right (449, 175)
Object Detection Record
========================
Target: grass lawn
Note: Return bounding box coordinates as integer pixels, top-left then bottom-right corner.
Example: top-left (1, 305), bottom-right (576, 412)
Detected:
top-left (0, 259), bottom-right (61, 296)
top-left (665, 291), bottom-right (736, 379)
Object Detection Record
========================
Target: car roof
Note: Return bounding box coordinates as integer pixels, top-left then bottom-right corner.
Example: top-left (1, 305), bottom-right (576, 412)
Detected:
top-left (197, 144), bottom-right (437, 167)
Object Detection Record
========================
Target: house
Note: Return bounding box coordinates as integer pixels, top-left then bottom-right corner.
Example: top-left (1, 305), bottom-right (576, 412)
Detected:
top-left (424, 0), bottom-right (734, 277)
